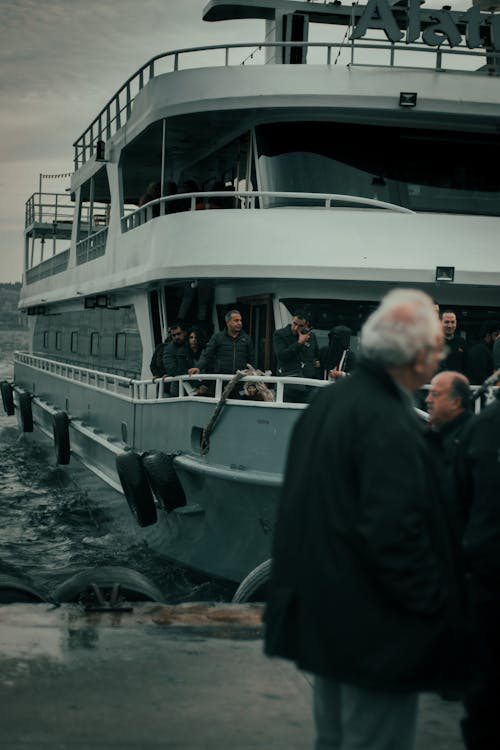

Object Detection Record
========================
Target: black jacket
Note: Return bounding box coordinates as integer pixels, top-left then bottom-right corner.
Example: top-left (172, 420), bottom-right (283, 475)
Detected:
top-left (150, 341), bottom-right (166, 377)
top-left (162, 340), bottom-right (190, 377)
top-left (458, 400), bottom-right (500, 579)
top-left (273, 325), bottom-right (320, 379)
top-left (264, 359), bottom-right (468, 691)
top-left (197, 330), bottom-right (254, 374)
top-left (466, 340), bottom-right (494, 385)
top-left (439, 336), bottom-right (467, 374)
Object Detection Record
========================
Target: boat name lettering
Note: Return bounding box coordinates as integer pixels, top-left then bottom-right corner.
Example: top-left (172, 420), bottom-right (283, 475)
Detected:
top-left (350, 0), bottom-right (500, 51)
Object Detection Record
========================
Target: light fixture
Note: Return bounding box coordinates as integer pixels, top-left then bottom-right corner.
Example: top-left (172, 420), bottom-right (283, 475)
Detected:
top-left (435, 266), bottom-right (455, 283)
top-left (399, 92), bottom-right (417, 108)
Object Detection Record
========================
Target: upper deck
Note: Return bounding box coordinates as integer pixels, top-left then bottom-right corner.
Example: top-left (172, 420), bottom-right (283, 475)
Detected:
top-left (72, 0), bottom-right (500, 168)
top-left (20, 0), bottom-right (500, 310)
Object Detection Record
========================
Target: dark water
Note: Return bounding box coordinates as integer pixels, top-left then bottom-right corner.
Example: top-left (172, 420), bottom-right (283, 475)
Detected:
top-left (0, 335), bottom-right (234, 603)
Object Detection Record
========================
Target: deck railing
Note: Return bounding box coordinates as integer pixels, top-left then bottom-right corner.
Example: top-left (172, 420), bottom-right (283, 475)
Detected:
top-left (25, 250), bottom-right (70, 285)
top-left (73, 39), bottom-right (497, 168)
top-left (25, 193), bottom-right (75, 228)
top-left (76, 227), bottom-right (108, 265)
top-left (13, 352), bottom-right (498, 411)
top-left (120, 189), bottom-right (414, 232)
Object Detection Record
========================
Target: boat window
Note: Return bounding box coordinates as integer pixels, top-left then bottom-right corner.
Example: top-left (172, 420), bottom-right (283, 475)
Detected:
top-left (70, 331), bottom-right (79, 354)
top-left (43, 331), bottom-right (49, 349)
top-left (90, 332), bottom-right (100, 356)
top-left (77, 167), bottom-right (111, 242)
top-left (115, 333), bottom-right (127, 360)
top-left (55, 332), bottom-right (62, 351)
top-left (255, 123), bottom-right (500, 216)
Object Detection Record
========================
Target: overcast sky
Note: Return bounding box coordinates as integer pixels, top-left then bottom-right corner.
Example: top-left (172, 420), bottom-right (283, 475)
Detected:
top-left (0, 0), bottom-right (474, 282)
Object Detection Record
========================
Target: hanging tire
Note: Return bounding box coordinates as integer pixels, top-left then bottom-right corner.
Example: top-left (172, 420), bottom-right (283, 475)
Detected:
top-left (53, 411), bottom-right (70, 464)
top-left (51, 565), bottom-right (165, 604)
top-left (0, 573), bottom-right (48, 604)
top-left (141, 451), bottom-right (186, 512)
top-left (116, 451), bottom-right (157, 527)
top-left (232, 559), bottom-right (272, 603)
top-left (0, 381), bottom-right (14, 416)
top-left (19, 392), bottom-right (34, 432)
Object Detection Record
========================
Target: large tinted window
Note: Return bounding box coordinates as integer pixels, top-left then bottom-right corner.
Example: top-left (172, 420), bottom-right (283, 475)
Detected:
top-left (255, 123), bottom-right (500, 215)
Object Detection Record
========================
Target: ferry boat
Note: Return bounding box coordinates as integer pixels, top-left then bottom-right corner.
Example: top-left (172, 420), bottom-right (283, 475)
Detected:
top-left (6, 0), bottom-right (500, 591)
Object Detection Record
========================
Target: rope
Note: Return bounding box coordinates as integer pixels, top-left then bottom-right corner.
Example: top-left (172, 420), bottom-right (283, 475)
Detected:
top-left (200, 371), bottom-right (246, 455)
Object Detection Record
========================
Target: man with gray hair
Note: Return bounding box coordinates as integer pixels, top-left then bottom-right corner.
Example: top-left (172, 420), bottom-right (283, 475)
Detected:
top-left (265, 289), bottom-right (468, 750)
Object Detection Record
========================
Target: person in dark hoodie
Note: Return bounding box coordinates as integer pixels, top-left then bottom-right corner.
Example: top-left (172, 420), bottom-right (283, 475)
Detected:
top-left (319, 325), bottom-right (357, 380)
top-left (466, 321), bottom-right (500, 386)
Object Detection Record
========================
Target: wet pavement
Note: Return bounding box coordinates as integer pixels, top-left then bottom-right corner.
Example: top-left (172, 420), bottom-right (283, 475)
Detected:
top-left (0, 602), bottom-right (465, 749)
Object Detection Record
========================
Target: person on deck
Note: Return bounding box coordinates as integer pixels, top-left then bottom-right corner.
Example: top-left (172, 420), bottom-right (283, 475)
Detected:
top-left (273, 312), bottom-right (321, 402)
top-left (319, 325), bottom-right (357, 380)
top-left (438, 310), bottom-right (467, 374)
top-left (188, 310), bottom-right (254, 376)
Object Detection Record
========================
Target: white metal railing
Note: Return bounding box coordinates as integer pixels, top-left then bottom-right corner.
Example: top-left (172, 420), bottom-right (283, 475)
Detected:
top-left (24, 192), bottom-right (103, 230)
top-left (14, 352), bottom-right (134, 395)
top-left (14, 352), bottom-right (499, 410)
top-left (73, 39), bottom-right (497, 168)
top-left (25, 250), bottom-right (70, 285)
top-left (76, 227), bottom-right (108, 265)
top-left (14, 352), bottom-right (327, 405)
top-left (120, 190), bottom-right (413, 231)
top-left (130, 373), bottom-right (329, 403)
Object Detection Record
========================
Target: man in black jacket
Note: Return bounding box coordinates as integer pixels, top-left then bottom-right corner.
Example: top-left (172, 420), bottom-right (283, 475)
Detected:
top-left (273, 311), bottom-right (321, 402)
top-left (265, 289), bottom-right (468, 750)
top-left (466, 322), bottom-right (500, 386)
top-left (439, 309), bottom-right (467, 373)
top-left (188, 310), bottom-right (254, 376)
top-left (161, 322), bottom-right (189, 396)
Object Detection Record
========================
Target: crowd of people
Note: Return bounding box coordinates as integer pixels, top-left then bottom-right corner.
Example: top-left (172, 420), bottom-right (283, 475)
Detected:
top-left (264, 289), bottom-right (500, 750)
top-left (150, 295), bottom-right (500, 748)
top-left (150, 303), bottom-right (500, 407)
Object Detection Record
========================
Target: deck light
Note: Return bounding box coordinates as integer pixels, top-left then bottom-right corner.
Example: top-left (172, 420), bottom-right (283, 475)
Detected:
top-left (399, 92), bottom-right (417, 107)
top-left (435, 266), bottom-right (455, 283)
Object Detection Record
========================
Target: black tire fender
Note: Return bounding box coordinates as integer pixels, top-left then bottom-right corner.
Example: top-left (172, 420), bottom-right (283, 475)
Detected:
top-left (19, 392), bottom-right (34, 432)
top-left (0, 573), bottom-right (49, 604)
top-left (53, 411), bottom-right (70, 464)
top-left (0, 381), bottom-right (15, 416)
top-left (141, 451), bottom-right (186, 512)
top-left (116, 451), bottom-right (157, 527)
top-left (51, 565), bottom-right (165, 604)
top-left (232, 559), bottom-right (272, 603)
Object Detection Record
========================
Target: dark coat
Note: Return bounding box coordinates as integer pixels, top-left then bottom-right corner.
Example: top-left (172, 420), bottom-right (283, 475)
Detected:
top-left (319, 326), bottom-right (356, 377)
top-left (466, 340), bottom-right (494, 385)
top-left (273, 324), bottom-right (320, 379)
top-left (150, 341), bottom-right (166, 377)
top-left (162, 340), bottom-right (190, 377)
top-left (458, 399), bottom-right (500, 579)
top-left (264, 359), bottom-right (468, 692)
top-left (197, 330), bottom-right (254, 374)
top-left (439, 336), bottom-right (467, 374)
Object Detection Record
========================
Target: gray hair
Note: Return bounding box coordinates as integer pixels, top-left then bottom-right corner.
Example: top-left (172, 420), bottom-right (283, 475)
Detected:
top-left (225, 309), bottom-right (241, 322)
top-left (360, 289), bottom-right (440, 367)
